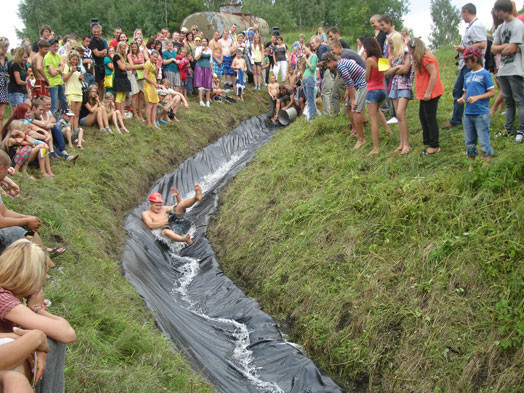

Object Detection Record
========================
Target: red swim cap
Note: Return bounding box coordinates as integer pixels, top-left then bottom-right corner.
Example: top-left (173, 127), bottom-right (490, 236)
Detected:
top-left (148, 192), bottom-right (164, 203)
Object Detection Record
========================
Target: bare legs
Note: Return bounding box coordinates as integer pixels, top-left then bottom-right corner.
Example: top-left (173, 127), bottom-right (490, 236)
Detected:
top-left (367, 102), bottom-right (393, 154)
top-left (392, 98), bottom-right (410, 154)
top-left (146, 102), bottom-right (159, 129)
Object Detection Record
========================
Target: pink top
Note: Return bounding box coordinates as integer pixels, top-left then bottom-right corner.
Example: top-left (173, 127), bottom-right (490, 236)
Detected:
top-left (0, 287), bottom-right (21, 332)
top-left (367, 56), bottom-right (385, 91)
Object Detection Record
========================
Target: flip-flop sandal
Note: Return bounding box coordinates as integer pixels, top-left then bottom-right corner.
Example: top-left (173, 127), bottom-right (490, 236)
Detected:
top-left (422, 148), bottom-right (441, 155)
top-left (47, 247), bottom-right (66, 257)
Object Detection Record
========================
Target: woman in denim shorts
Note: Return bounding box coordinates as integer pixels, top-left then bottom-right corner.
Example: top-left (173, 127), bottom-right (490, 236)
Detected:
top-left (8, 48), bottom-right (30, 111)
top-left (385, 32), bottom-right (414, 155)
top-left (363, 37), bottom-right (392, 155)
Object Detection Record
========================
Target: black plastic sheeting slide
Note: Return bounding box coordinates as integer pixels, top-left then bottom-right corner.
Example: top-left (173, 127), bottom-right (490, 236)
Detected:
top-left (122, 115), bottom-right (344, 393)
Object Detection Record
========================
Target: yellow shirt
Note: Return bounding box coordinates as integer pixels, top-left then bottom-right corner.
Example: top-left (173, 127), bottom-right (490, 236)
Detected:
top-left (44, 52), bottom-right (63, 88)
top-left (63, 64), bottom-right (82, 96)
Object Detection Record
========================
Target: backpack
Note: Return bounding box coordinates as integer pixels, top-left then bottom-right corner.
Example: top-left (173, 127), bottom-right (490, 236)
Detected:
top-left (484, 39), bottom-right (496, 73)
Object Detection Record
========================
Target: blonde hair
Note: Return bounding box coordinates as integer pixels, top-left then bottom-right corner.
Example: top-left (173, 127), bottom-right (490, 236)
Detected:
top-left (9, 120), bottom-right (25, 132)
top-left (0, 240), bottom-right (47, 297)
top-left (67, 50), bottom-right (80, 65)
top-left (389, 32), bottom-right (406, 61)
top-left (116, 42), bottom-right (128, 59)
top-left (0, 37), bottom-right (9, 56)
top-left (13, 47), bottom-right (27, 67)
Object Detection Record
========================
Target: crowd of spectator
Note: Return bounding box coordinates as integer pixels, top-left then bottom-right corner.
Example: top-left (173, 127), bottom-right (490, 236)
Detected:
top-left (0, 0), bottom-right (523, 391)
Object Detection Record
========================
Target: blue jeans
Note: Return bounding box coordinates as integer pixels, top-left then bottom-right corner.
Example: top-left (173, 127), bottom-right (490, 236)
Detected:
top-left (303, 76), bottom-right (317, 121)
top-left (463, 113), bottom-right (494, 157)
top-left (49, 84), bottom-right (68, 120)
top-left (51, 125), bottom-right (66, 154)
top-left (83, 73), bottom-right (95, 86)
top-left (450, 66), bottom-right (468, 125)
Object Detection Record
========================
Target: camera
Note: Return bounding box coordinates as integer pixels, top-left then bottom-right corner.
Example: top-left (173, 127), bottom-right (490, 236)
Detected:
top-left (76, 66), bottom-right (81, 72)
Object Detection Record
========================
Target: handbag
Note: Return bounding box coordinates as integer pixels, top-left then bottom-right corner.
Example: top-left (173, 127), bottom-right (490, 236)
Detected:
top-left (104, 72), bottom-right (113, 89)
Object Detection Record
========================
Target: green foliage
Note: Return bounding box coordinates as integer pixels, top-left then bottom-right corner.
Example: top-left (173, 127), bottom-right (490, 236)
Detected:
top-left (242, 0), bottom-right (407, 43)
top-left (429, 0), bottom-right (461, 50)
top-left (209, 48), bottom-right (524, 392)
top-left (4, 92), bottom-right (265, 391)
top-left (17, 0), bottom-right (203, 40)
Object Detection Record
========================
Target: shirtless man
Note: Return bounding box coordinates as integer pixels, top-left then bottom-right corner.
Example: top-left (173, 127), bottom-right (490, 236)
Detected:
top-left (142, 185), bottom-right (202, 245)
top-left (209, 31), bottom-right (223, 82)
top-left (219, 30), bottom-right (235, 83)
top-left (267, 74), bottom-right (279, 119)
top-left (31, 40), bottom-right (50, 99)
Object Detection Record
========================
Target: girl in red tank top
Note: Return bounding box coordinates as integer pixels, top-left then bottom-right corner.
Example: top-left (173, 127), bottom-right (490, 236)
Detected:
top-left (362, 37), bottom-right (392, 155)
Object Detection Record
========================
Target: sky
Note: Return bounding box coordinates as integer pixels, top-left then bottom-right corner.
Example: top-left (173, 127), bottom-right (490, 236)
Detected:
top-left (0, 0), bottom-right (511, 47)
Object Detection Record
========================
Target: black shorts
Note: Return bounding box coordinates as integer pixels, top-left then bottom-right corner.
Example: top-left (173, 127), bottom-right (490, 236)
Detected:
top-left (94, 63), bottom-right (105, 83)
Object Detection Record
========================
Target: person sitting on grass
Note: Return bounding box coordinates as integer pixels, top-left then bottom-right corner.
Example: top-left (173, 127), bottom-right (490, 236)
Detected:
top-left (57, 109), bottom-right (84, 149)
top-left (0, 240), bottom-right (76, 392)
top-left (79, 86), bottom-right (111, 133)
top-left (0, 327), bottom-right (50, 393)
top-left (457, 46), bottom-right (495, 171)
top-left (157, 78), bottom-right (189, 122)
top-left (142, 185), bottom-right (203, 245)
top-left (101, 93), bottom-right (128, 134)
top-left (2, 121), bottom-right (52, 179)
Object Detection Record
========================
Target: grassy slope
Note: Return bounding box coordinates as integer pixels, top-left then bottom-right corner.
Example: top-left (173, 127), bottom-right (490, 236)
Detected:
top-left (208, 47), bottom-right (524, 392)
top-left (4, 94), bottom-right (265, 392)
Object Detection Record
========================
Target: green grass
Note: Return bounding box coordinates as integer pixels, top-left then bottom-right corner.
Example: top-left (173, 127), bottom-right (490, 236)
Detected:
top-left (208, 47), bottom-right (524, 392)
top-left (4, 93), bottom-right (266, 392)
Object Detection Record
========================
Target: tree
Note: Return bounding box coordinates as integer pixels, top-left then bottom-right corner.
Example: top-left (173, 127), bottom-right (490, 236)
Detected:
top-left (429, 0), bottom-right (461, 50)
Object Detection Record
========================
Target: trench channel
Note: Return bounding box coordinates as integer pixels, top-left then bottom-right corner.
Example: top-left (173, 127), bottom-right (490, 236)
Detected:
top-left (122, 115), bottom-right (344, 393)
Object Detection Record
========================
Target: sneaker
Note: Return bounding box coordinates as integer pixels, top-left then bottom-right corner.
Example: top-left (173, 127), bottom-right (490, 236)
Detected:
top-left (65, 154), bottom-right (79, 162)
top-left (155, 121), bottom-right (160, 126)
top-left (386, 117), bottom-right (398, 124)
top-left (200, 101), bottom-right (205, 106)
top-left (206, 101), bottom-right (210, 107)
top-left (108, 127), bottom-right (114, 134)
top-left (159, 120), bottom-right (168, 125)
top-left (516, 132), bottom-right (523, 143)
top-left (49, 152), bottom-right (60, 162)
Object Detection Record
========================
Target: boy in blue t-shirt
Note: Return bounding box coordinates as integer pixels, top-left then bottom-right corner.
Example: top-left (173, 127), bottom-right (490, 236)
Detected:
top-left (457, 47), bottom-right (496, 171)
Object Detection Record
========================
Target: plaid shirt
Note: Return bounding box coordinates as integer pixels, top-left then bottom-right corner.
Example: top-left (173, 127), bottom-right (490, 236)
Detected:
top-left (0, 287), bottom-right (21, 332)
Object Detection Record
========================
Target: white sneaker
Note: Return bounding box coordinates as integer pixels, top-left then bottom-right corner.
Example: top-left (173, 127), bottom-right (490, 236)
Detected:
top-left (206, 101), bottom-right (210, 107)
top-left (200, 101), bottom-right (205, 107)
top-left (516, 132), bottom-right (523, 143)
top-left (387, 117), bottom-right (398, 124)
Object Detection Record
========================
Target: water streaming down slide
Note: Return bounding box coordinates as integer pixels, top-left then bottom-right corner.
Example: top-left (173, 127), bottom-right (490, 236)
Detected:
top-left (122, 115), bottom-right (344, 393)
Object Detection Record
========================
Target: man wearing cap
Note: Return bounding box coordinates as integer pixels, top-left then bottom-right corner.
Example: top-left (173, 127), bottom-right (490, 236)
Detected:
top-left (44, 38), bottom-right (69, 119)
top-left (442, 3), bottom-right (487, 130)
top-left (323, 52), bottom-right (368, 149)
top-left (142, 185), bottom-right (203, 245)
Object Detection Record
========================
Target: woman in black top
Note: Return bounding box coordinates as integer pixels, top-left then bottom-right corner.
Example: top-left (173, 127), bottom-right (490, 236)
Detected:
top-left (8, 47), bottom-right (29, 110)
top-left (272, 36), bottom-right (289, 82)
top-left (112, 42), bottom-right (132, 116)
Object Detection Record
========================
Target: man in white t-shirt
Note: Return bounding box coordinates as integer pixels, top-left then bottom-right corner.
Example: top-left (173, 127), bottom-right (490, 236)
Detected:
top-left (443, 3), bottom-right (487, 129)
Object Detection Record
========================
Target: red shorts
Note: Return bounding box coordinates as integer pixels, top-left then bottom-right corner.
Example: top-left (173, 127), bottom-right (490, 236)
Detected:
top-left (32, 80), bottom-right (49, 98)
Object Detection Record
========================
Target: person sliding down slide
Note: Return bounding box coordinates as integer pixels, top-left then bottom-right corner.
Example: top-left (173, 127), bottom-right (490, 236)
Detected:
top-left (142, 185), bottom-right (203, 245)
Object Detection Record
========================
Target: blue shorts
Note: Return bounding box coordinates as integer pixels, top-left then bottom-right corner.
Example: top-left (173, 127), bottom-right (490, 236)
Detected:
top-left (8, 92), bottom-right (27, 107)
top-left (389, 88), bottom-right (413, 100)
top-left (365, 89), bottom-right (386, 104)
top-left (79, 116), bottom-right (88, 126)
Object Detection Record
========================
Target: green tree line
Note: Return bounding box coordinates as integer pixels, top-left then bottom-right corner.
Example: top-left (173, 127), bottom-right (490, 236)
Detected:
top-left (18, 0), bottom-right (407, 41)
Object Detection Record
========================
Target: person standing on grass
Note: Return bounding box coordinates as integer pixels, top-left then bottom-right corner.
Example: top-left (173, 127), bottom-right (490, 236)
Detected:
top-left (144, 51), bottom-right (161, 129)
top-left (384, 32), bottom-right (414, 155)
top-left (491, 0), bottom-right (524, 142)
top-left (88, 24), bottom-right (108, 99)
top-left (302, 43), bottom-right (318, 121)
top-left (442, 3), bottom-right (487, 130)
top-left (8, 47), bottom-right (30, 111)
top-left (62, 50), bottom-right (83, 132)
top-left (409, 38), bottom-right (445, 155)
top-left (209, 32), bottom-right (223, 84)
top-left (0, 38), bottom-right (10, 127)
top-left (194, 38), bottom-right (213, 107)
top-left (112, 42), bottom-right (132, 118)
top-left (362, 37), bottom-right (393, 155)
top-left (323, 52), bottom-right (368, 149)
top-left (457, 47), bottom-right (495, 171)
